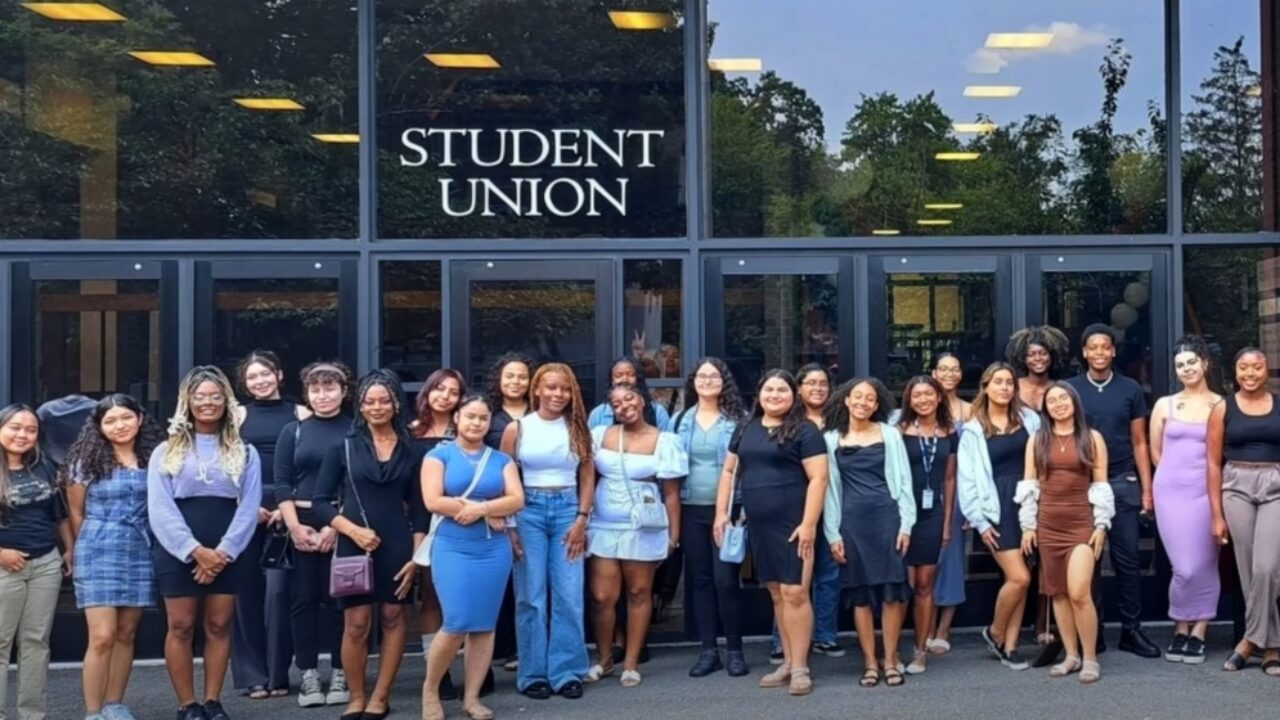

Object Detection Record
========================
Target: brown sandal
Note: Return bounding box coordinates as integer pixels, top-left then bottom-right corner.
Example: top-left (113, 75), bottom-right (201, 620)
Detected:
top-left (859, 668), bottom-right (880, 688)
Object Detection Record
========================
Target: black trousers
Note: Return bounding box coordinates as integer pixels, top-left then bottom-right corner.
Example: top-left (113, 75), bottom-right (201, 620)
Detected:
top-left (232, 525), bottom-right (295, 689)
top-left (290, 514), bottom-right (344, 671)
top-left (1092, 476), bottom-right (1144, 633)
top-left (681, 505), bottom-right (743, 651)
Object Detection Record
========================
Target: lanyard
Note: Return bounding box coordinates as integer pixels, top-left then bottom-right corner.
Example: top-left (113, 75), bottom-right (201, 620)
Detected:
top-left (914, 420), bottom-right (939, 492)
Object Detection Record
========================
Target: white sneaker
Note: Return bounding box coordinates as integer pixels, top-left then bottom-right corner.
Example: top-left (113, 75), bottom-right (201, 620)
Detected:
top-left (325, 669), bottom-right (350, 706)
top-left (297, 669), bottom-right (325, 708)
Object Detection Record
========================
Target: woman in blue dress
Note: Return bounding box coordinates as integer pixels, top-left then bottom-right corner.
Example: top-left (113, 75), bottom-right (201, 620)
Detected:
top-left (66, 394), bottom-right (166, 720)
top-left (420, 395), bottom-right (525, 720)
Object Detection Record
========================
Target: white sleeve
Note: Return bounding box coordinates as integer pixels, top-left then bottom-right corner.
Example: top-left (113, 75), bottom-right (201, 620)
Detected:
top-left (1088, 483), bottom-right (1116, 530)
top-left (1014, 480), bottom-right (1040, 532)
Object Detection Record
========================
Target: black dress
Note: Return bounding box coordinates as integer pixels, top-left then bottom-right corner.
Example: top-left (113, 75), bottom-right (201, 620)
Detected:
top-left (987, 428), bottom-right (1029, 552)
top-left (836, 443), bottom-right (910, 606)
top-left (904, 433), bottom-right (957, 566)
top-left (732, 419), bottom-right (825, 585)
top-left (312, 434), bottom-right (430, 608)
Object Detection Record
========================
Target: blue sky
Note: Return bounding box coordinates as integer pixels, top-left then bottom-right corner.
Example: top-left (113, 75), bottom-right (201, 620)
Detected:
top-left (710, 0), bottom-right (1260, 151)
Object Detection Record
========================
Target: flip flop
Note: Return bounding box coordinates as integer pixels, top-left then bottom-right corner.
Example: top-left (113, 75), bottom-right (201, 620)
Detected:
top-left (884, 667), bottom-right (905, 687)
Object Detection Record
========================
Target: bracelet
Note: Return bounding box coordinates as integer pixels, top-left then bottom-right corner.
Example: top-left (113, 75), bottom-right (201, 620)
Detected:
top-left (576, 511), bottom-right (590, 519)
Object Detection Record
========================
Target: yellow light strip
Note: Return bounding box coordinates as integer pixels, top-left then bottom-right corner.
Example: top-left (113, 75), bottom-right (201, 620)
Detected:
top-left (953, 121), bottom-right (998, 134)
top-left (964, 85), bottom-right (1021, 98)
top-left (233, 98), bottom-right (304, 111)
top-left (925, 203), bottom-right (964, 210)
top-left (1247, 85), bottom-right (1262, 97)
top-left (608, 10), bottom-right (676, 30)
top-left (127, 51), bottom-right (215, 67)
top-left (708, 58), bottom-right (763, 73)
top-left (935, 152), bottom-right (981, 161)
top-left (21, 3), bottom-right (125, 21)
top-left (311, 133), bottom-right (359, 143)
top-left (985, 32), bottom-right (1054, 49)
top-left (872, 229), bottom-right (901, 236)
top-left (917, 219), bottom-right (954, 226)
top-left (424, 53), bottom-right (501, 69)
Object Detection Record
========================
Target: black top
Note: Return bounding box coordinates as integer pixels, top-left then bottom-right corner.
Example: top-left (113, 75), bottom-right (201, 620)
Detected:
top-left (274, 412), bottom-right (354, 506)
top-left (730, 418), bottom-right (826, 491)
top-left (837, 443), bottom-right (892, 503)
top-left (904, 432), bottom-right (958, 511)
top-left (241, 399), bottom-right (298, 509)
top-left (987, 427), bottom-right (1029, 481)
top-left (0, 459), bottom-right (66, 557)
top-left (485, 409), bottom-right (521, 450)
top-left (1066, 373), bottom-right (1149, 476)
top-left (1223, 394), bottom-right (1280, 463)
top-left (311, 434), bottom-right (430, 534)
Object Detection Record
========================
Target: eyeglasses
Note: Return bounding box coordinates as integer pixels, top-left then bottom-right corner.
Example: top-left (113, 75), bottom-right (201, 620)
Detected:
top-left (695, 373), bottom-right (722, 383)
top-left (935, 367), bottom-right (961, 375)
top-left (192, 393), bottom-right (225, 404)
top-left (801, 380), bottom-right (830, 388)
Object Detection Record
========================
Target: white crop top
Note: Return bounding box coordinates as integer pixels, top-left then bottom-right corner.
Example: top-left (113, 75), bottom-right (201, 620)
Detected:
top-left (516, 413), bottom-right (580, 488)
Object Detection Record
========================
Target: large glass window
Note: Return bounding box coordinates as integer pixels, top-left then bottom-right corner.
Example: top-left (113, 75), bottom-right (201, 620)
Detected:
top-left (1183, 246), bottom-right (1280, 392)
top-left (376, 0), bottom-right (686, 239)
top-left (722, 273), bottom-right (840, 399)
top-left (883, 273), bottom-right (996, 395)
top-left (1181, 1), bottom-right (1270, 233)
top-left (0, 1), bottom-right (358, 240)
top-left (709, 1), bottom-right (1166, 237)
top-left (379, 261), bottom-right (444, 383)
top-left (1042, 270), bottom-right (1155, 392)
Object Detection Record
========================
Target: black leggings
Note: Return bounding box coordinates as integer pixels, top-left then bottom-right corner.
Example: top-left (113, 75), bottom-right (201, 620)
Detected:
top-left (290, 511), bottom-right (344, 671)
top-left (681, 505), bottom-right (743, 651)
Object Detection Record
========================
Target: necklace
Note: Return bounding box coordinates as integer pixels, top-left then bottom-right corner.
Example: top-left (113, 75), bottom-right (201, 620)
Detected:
top-left (1086, 371), bottom-right (1114, 393)
top-left (1053, 432), bottom-right (1072, 453)
top-left (193, 441), bottom-right (217, 484)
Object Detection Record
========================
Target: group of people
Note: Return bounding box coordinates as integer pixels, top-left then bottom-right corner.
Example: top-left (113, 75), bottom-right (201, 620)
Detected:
top-left (0, 322), bottom-right (1277, 720)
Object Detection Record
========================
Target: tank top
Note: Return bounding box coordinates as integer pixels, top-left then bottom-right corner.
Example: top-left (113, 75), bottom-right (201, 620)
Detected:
top-left (515, 412), bottom-right (580, 488)
top-left (1223, 393), bottom-right (1280, 463)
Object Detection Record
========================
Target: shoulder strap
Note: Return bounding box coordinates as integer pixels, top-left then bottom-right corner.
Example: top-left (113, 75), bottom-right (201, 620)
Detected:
top-left (343, 439), bottom-right (371, 529)
top-left (674, 407), bottom-right (691, 431)
top-left (457, 447), bottom-right (492, 501)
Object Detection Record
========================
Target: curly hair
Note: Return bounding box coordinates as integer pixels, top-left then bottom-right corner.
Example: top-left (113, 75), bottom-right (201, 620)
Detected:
top-left (896, 375), bottom-right (954, 431)
top-left (747, 369), bottom-right (811, 443)
top-left (486, 353), bottom-right (535, 412)
top-left (607, 356), bottom-right (661, 426)
top-left (1005, 326), bottom-right (1069, 379)
top-left (413, 368), bottom-right (466, 439)
top-left (62, 394), bottom-right (165, 486)
top-left (353, 369), bottom-right (411, 443)
top-left (236, 349), bottom-right (283, 397)
top-left (681, 356), bottom-right (748, 424)
top-left (530, 363), bottom-right (593, 463)
top-left (163, 365), bottom-right (248, 483)
top-left (299, 360), bottom-right (354, 411)
top-left (825, 376), bottom-right (896, 430)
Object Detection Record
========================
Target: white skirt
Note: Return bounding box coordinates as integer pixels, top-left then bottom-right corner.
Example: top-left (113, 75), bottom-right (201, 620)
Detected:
top-left (588, 478), bottom-right (669, 561)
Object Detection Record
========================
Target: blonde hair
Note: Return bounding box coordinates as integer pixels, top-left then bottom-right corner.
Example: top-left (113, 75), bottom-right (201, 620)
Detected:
top-left (163, 365), bottom-right (248, 483)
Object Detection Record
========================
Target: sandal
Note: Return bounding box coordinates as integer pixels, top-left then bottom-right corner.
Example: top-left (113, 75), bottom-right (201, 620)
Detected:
top-left (759, 664), bottom-right (791, 689)
top-left (788, 667), bottom-right (812, 696)
top-left (269, 688), bottom-right (289, 698)
top-left (1079, 660), bottom-right (1100, 684)
top-left (584, 663), bottom-right (615, 684)
top-left (462, 702), bottom-right (495, 720)
top-left (905, 649), bottom-right (928, 675)
top-left (926, 638), bottom-right (951, 655)
top-left (859, 668), bottom-right (881, 688)
top-left (1223, 651), bottom-right (1250, 672)
top-left (1262, 658), bottom-right (1280, 677)
top-left (1049, 656), bottom-right (1081, 678)
top-left (247, 685), bottom-right (269, 700)
top-left (619, 669), bottom-right (642, 688)
top-left (884, 667), bottom-right (905, 687)
top-left (422, 701), bottom-right (446, 720)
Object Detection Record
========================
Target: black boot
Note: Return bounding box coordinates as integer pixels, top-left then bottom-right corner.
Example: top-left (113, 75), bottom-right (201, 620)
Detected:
top-left (1119, 627), bottom-right (1161, 658)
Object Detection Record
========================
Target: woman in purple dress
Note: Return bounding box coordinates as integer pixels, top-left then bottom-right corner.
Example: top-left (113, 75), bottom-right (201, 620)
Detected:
top-left (1150, 336), bottom-right (1221, 665)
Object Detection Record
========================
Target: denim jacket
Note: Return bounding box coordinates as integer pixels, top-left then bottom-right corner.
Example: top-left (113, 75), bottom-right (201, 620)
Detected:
top-left (664, 408), bottom-right (736, 503)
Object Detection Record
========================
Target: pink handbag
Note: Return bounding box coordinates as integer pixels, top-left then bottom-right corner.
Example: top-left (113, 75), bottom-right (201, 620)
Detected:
top-left (329, 440), bottom-right (374, 597)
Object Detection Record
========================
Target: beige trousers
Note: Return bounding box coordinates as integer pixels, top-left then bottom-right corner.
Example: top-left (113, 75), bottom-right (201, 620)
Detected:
top-left (0, 549), bottom-right (62, 720)
top-left (1223, 461), bottom-right (1280, 650)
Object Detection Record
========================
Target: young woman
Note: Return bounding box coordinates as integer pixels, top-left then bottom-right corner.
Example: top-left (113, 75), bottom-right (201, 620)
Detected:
top-left (485, 353), bottom-right (534, 450)
top-left (67, 394), bottom-right (164, 720)
top-left (714, 370), bottom-right (828, 696)
top-left (0, 405), bottom-right (72, 720)
top-left (500, 363), bottom-right (595, 700)
top-left (1006, 326), bottom-right (1069, 412)
top-left (793, 363), bottom-right (843, 660)
top-left (1149, 337), bottom-right (1221, 664)
top-left (895, 376), bottom-right (956, 675)
top-left (275, 361), bottom-right (354, 707)
top-left (1210, 348), bottom-right (1280, 676)
top-left (666, 357), bottom-right (750, 678)
top-left (588, 356), bottom-right (671, 430)
top-left (957, 362), bottom-right (1040, 671)
top-left (585, 384), bottom-right (687, 688)
top-left (1020, 382), bottom-right (1112, 683)
top-left (232, 350), bottom-right (307, 700)
top-left (421, 394), bottom-right (525, 720)
top-left (822, 378), bottom-right (915, 688)
top-left (928, 353), bottom-right (971, 654)
top-left (311, 370), bottom-right (428, 720)
top-left (148, 366), bottom-right (263, 720)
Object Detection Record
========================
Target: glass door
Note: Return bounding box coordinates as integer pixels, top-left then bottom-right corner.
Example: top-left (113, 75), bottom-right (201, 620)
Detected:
top-left (194, 259), bottom-right (357, 401)
top-left (10, 260), bottom-right (178, 418)
top-left (704, 256), bottom-right (853, 401)
top-left (868, 254), bottom-right (1012, 397)
top-left (451, 260), bottom-right (614, 408)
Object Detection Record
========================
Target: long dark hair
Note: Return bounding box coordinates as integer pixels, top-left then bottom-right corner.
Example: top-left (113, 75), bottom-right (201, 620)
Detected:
top-left (486, 353), bottom-right (535, 413)
top-left (896, 375), bottom-right (954, 431)
top-left (608, 355), bottom-right (660, 426)
top-left (970, 362), bottom-right (1027, 439)
top-left (681, 356), bottom-right (748, 423)
top-left (62, 394), bottom-right (165, 485)
top-left (825, 377), bottom-right (895, 430)
top-left (748, 369), bottom-right (809, 443)
top-left (1034, 381), bottom-right (1096, 477)
top-left (414, 367), bottom-right (466, 438)
top-left (353, 369), bottom-right (411, 444)
top-left (0, 404), bottom-right (44, 511)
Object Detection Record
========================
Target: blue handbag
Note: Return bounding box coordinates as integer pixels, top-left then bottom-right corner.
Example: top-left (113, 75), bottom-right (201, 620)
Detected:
top-left (718, 463), bottom-right (747, 564)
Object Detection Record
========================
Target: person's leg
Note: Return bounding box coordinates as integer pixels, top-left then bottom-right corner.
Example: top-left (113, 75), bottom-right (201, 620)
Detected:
top-left (1223, 479), bottom-right (1259, 657)
top-left (264, 567), bottom-right (293, 690)
top-left (881, 601), bottom-right (907, 670)
top-left (620, 561), bottom-right (658, 673)
top-left (105, 607), bottom-right (143, 705)
top-left (461, 633), bottom-right (496, 709)
top-left (588, 558), bottom-right (622, 670)
top-left (231, 549), bottom-right (269, 692)
top-left (711, 552), bottom-right (745, 652)
top-left (14, 551), bottom-right (60, 719)
top-left (340, 605), bottom-right (373, 714)
top-left (812, 538), bottom-right (841, 647)
top-left (652, 547), bottom-right (682, 621)
top-left (682, 507), bottom-right (719, 651)
top-left (933, 606), bottom-right (957, 646)
top-left (991, 550), bottom-right (1030, 653)
top-left (854, 606), bottom-right (879, 673)
top-left (367, 604), bottom-right (406, 713)
top-left (1067, 546), bottom-right (1099, 662)
top-left (545, 492), bottom-right (589, 691)
top-left (909, 565), bottom-right (938, 655)
top-left (1051, 596), bottom-right (1078, 662)
top-left (1108, 478), bottom-right (1145, 636)
top-left (82, 607), bottom-right (119, 713)
top-left (419, 568), bottom-right (443, 655)
top-left (513, 495), bottom-right (550, 691)
top-left (162, 597), bottom-right (200, 707)
top-left (201, 594), bottom-right (237, 702)
top-left (289, 550), bottom-right (321, 672)
top-left (780, 558), bottom-right (815, 672)
top-left (764, 583), bottom-right (788, 670)
top-left (423, 630), bottom-right (465, 717)
top-left (1246, 493), bottom-right (1280, 651)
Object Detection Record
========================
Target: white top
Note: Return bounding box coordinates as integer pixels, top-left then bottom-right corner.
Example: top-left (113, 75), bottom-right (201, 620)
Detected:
top-left (589, 426), bottom-right (687, 530)
top-left (515, 412), bottom-right (580, 488)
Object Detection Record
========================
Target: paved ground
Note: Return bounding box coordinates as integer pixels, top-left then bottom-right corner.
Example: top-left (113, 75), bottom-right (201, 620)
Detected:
top-left (27, 625), bottom-right (1277, 720)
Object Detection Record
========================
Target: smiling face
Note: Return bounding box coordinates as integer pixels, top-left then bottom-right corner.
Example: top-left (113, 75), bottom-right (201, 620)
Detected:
top-left (611, 361), bottom-right (638, 386)
top-left (0, 410), bottom-right (39, 459)
top-left (609, 387), bottom-right (645, 426)
top-left (243, 361), bottom-right (282, 401)
top-left (1044, 386), bottom-right (1076, 423)
top-left (933, 356), bottom-right (962, 392)
top-left (799, 370), bottom-right (830, 410)
top-left (909, 382), bottom-right (940, 420)
top-left (190, 380), bottom-right (227, 427)
top-left (1235, 351), bottom-right (1269, 393)
top-left (536, 371), bottom-right (573, 415)
top-left (500, 361), bottom-right (531, 402)
top-left (844, 382), bottom-right (880, 423)
top-left (984, 369), bottom-right (1016, 408)
top-left (693, 362), bottom-right (723, 402)
top-left (1083, 332), bottom-right (1116, 373)
top-left (1025, 343), bottom-right (1052, 376)
top-left (758, 377), bottom-right (795, 419)
top-left (454, 399), bottom-right (492, 444)
top-left (428, 377), bottom-right (462, 415)
top-left (1173, 351), bottom-right (1206, 387)
top-left (360, 384), bottom-right (396, 428)
top-left (307, 379), bottom-right (345, 417)
top-left (100, 405), bottom-right (141, 447)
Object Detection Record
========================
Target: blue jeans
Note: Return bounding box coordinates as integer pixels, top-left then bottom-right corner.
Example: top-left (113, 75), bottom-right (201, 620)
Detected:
top-left (513, 489), bottom-right (589, 691)
top-left (772, 535), bottom-right (841, 648)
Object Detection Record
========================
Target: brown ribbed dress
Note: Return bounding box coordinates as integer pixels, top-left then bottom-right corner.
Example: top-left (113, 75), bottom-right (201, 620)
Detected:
top-left (1037, 440), bottom-right (1096, 597)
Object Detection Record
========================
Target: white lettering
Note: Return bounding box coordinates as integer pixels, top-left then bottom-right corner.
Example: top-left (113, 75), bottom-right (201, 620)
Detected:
top-left (469, 129), bottom-right (507, 168)
top-left (399, 128), bottom-right (429, 167)
top-left (551, 129), bottom-right (582, 167)
top-left (425, 128), bottom-right (466, 167)
top-left (478, 178), bottom-right (523, 217)
top-left (628, 130), bottom-right (664, 168)
top-left (543, 178), bottom-right (586, 217)
top-left (586, 178), bottom-right (627, 216)
top-left (511, 129), bottom-right (550, 167)
top-left (582, 129), bottom-right (627, 168)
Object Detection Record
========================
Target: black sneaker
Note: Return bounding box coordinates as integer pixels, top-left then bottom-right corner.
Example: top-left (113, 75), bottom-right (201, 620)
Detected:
top-left (557, 680), bottom-right (584, 699)
top-left (768, 648), bottom-right (785, 665)
top-left (176, 704), bottom-right (206, 720)
top-left (1165, 633), bottom-right (1189, 662)
top-left (812, 640), bottom-right (846, 658)
top-left (201, 700), bottom-right (230, 720)
top-left (1000, 649), bottom-right (1029, 671)
top-left (981, 626), bottom-right (1002, 658)
top-left (689, 649), bottom-right (724, 677)
top-left (726, 650), bottom-right (750, 677)
top-left (1182, 636), bottom-right (1207, 665)
top-left (521, 681), bottom-right (552, 700)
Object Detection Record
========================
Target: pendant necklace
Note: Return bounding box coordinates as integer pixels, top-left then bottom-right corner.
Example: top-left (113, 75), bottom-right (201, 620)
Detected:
top-left (1087, 371), bottom-right (1114, 394)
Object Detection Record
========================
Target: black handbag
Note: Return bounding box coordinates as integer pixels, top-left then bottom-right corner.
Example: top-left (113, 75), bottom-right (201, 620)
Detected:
top-left (260, 520), bottom-right (294, 570)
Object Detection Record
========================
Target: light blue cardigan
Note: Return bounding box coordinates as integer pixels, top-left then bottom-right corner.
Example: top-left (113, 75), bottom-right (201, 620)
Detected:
top-left (821, 424), bottom-right (916, 545)
top-left (956, 408), bottom-right (1041, 535)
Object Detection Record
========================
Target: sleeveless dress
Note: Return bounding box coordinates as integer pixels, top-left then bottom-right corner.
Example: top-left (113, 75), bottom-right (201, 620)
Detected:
top-left (73, 467), bottom-right (156, 608)
top-left (587, 426), bottom-right (688, 561)
top-left (904, 433), bottom-right (957, 566)
top-left (836, 443), bottom-right (910, 607)
top-left (1037, 441), bottom-right (1094, 597)
top-left (1153, 403), bottom-right (1219, 621)
top-left (988, 427), bottom-right (1030, 552)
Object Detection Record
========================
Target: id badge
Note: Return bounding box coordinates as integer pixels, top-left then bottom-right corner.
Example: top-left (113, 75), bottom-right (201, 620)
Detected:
top-left (921, 488), bottom-right (935, 511)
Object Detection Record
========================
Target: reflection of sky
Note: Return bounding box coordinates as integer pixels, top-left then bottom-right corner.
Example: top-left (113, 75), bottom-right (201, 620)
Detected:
top-left (710, 0), bottom-right (1258, 152)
